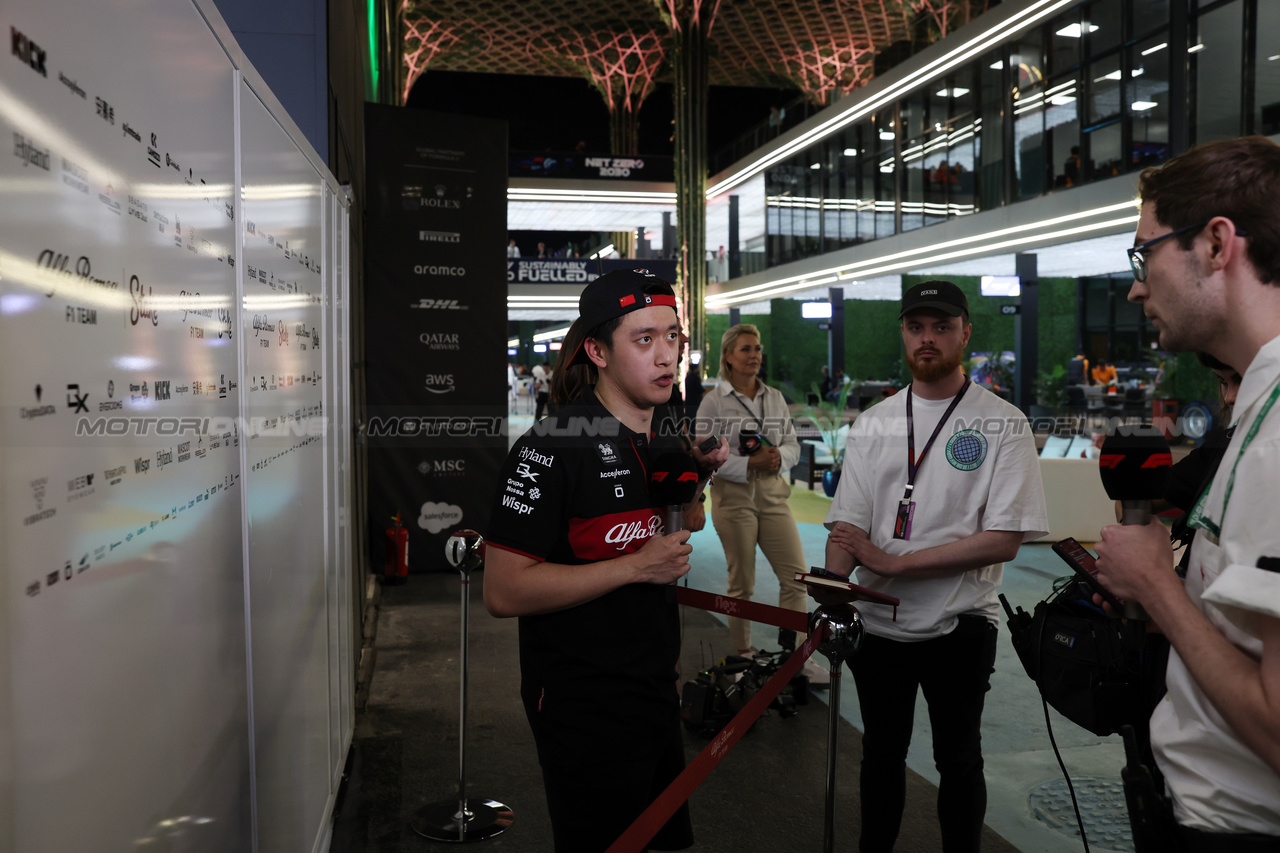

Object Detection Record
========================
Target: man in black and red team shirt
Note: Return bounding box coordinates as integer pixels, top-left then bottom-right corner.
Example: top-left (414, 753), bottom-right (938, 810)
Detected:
top-left (484, 268), bottom-right (729, 853)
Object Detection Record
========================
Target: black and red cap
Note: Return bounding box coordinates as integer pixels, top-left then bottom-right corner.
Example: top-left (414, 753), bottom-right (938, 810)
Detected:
top-left (569, 268), bottom-right (677, 365)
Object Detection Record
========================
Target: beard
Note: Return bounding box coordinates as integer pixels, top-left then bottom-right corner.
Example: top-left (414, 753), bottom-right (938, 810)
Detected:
top-left (907, 346), bottom-right (963, 384)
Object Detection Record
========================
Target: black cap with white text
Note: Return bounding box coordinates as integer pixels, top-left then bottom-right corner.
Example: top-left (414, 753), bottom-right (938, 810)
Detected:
top-left (899, 279), bottom-right (969, 320)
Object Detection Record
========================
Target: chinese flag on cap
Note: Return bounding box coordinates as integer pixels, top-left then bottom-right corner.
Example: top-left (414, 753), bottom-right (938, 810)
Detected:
top-left (619, 294), bottom-right (636, 307)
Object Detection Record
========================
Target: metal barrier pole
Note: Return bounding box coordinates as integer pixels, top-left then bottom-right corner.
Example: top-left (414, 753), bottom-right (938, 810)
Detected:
top-left (812, 604), bottom-right (865, 853)
top-left (411, 530), bottom-right (514, 842)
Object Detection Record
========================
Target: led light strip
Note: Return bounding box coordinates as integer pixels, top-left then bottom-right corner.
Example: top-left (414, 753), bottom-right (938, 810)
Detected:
top-left (707, 201), bottom-right (1138, 307)
top-left (707, 0), bottom-right (1076, 199)
top-left (508, 188), bottom-right (676, 204)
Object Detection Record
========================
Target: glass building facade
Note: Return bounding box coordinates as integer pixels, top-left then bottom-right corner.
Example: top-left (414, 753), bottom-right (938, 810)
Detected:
top-left (758, 0), bottom-right (1280, 270)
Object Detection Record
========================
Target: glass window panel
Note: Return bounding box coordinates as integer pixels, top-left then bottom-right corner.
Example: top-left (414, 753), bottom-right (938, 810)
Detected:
top-left (981, 48), bottom-right (1004, 103)
top-left (1255, 2), bottom-right (1280, 135)
top-left (1132, 0), bottom-right (1169, 40)
top-left (873, 112), bottom-right (897, 240)
top-left (1130, 34), bottom-right (1171, 168)
top-left (856, 120), bottom-right (878, 242)
top-left (1194, 1), bottom-right (1243, 142)
top-left (978, 96), bottom-right (1003, 212)
top-left (1011, 35), bottom-right (1046, 93)
top-left (945, 68), bottom-right (977, 217)
top-left (901, 94), bottom-right (926, 232)
top-left (1087, 54), bottom-right (1122, 125)
top-left (922, 87), bottom-right (951, 227)
top-left (1044, 74), bottom-right (1080, 189)
top-left (1049, 11), bottom-right (1083, 76)
top-left (1085, 0), bottom-right (1121, 58)
top-left (1089, 119), bottom-right (1123, 179)
top-left (1014, 78), bottom-right (1046, 199)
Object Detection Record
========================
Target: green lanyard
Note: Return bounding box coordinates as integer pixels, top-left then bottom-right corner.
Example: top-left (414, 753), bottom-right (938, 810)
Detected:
top-left (1188, 378), bottom-right (1280, 541)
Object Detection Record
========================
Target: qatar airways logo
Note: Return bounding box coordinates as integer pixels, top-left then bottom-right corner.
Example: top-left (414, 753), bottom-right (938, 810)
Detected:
top-left (604, 515), bottom-right (661, 550)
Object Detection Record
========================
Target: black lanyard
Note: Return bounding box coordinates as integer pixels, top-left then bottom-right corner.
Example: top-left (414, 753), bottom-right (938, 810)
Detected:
top-left (904, 379), bottom-right (970, 500)
top-left (730, 387), bottom-right (763, 432)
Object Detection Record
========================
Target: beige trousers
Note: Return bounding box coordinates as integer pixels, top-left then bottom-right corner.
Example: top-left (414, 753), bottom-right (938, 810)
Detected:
top-left (710, 471), bottom-right (809, 653)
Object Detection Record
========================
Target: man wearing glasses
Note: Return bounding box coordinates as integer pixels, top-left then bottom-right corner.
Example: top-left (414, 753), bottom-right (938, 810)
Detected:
top-left (1096, 136), bottom-right (1280, 850)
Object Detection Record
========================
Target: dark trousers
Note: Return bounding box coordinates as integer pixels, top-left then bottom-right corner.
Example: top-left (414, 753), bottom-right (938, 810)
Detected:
top-left (535, 391), bottom-right (549, 421)
top-left (537, 719), bottom-right (693, 853)
top-left (848, 615), bottom-right (998, 853)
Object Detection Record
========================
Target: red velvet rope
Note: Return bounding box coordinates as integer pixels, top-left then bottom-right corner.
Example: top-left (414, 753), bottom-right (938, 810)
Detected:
top-left (603, 589), bottom-right (831, 853)
top-left (675, 585), bottom-right (811, 634)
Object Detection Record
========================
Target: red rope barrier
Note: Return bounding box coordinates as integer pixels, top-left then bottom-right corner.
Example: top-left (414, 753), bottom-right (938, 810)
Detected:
top-left (675, 585), bottom-right (810, 634)
top-left (603, 593), bottom-right (830, 853)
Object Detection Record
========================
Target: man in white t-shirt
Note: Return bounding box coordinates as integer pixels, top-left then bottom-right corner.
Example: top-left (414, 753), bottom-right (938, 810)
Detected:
top-left (531, 360), bottom-right (550, 421)
top-left (819, 280), bottom-right (1047, 853)
top-left (1095, 137), bottom-right (1280, 849)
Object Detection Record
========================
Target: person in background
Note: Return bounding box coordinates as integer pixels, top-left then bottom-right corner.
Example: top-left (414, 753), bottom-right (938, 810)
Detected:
top-left (507, 238), bottom-right (521, 258)
top-left (531, 359), bottom-right (550, 421)
top-left (817, 280), bottom-right (1047, 853)
top-left (695, 324), bottom-right (812, 664)
top-left (1092, 358), bottom-right (1118, 386)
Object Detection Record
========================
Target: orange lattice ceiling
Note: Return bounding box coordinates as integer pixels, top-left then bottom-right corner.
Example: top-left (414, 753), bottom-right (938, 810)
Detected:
top-left (399, 0), bottom-right (989, 105)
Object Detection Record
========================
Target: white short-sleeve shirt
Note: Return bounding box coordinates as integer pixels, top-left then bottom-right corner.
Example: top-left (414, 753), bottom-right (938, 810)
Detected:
top-left (825, 381), bottom-right (1048, 640)
top-left (1151, 334), bottom-right (1280, 834)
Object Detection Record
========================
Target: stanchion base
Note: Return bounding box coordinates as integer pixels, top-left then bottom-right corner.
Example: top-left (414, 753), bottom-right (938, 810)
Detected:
top-left (410, 798), bottom-right (514, 842)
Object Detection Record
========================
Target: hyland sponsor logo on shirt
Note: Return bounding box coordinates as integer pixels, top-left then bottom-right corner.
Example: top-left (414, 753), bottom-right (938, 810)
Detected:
top-left (518, 447), bottom-right (554, 468)
top-left (568, 509), bottom-right (662, 560)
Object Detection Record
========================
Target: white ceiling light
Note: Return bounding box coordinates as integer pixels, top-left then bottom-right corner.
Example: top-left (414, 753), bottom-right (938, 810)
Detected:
top-left (1055, 22), bottom-right (1099, 38)
top-left (1131, 100), bottom-right (1159, 111)
top-left (935, 87), bottom-right (971, 97)
top-left (1188, 43), bottom-right (1206, 53)
top-left (1141, 42), bottom-right (1168, 56)
top-left (879, 130), bottom-right (896, 140)
top-left (810, 162), bottom-right (821, 170)
top-left (843, 148), bottom-right (857, 156)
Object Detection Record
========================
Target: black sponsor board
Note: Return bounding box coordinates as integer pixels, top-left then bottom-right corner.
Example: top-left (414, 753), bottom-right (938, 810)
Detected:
top-left (364, 104), bottom-right (507, 571)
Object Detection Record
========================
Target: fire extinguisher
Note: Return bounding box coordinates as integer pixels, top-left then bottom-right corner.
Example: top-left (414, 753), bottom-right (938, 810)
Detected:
top-left (384, 513), bottom-right (409, 584)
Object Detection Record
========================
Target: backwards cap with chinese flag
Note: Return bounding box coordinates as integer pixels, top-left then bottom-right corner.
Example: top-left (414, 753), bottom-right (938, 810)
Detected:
top-left (568, 268), bottom-right (677, 365)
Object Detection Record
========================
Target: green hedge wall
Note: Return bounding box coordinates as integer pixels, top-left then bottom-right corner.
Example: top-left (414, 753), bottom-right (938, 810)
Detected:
top-left (701, 275), bottom-right (1084, 403)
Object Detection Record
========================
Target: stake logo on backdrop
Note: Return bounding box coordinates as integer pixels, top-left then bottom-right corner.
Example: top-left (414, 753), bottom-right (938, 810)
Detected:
top-left (364, 104), bottom-right (507, 571)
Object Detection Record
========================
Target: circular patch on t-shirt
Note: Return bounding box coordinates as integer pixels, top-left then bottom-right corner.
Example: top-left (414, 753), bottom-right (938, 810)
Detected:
top-left (945, 429), bottom-right (987, 471)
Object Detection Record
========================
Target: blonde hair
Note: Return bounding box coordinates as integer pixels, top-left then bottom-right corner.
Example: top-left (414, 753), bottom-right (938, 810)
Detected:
top-left (718, 323), bottom-right (761, 381)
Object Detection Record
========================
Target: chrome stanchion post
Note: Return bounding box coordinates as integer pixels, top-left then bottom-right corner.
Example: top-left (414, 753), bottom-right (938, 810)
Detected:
top-left (411, 530), bottom-right (514, 842)
top-left (812, 604), bottom-right (864, 853)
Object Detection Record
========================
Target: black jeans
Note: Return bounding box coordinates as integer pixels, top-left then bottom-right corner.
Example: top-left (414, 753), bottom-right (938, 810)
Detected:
top-left (848, 615), bottom-right (998, 853)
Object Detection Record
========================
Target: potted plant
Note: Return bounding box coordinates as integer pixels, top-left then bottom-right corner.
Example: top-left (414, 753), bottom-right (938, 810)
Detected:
top-left (800, 381), bottom-right (853, 496)
top-left (1032, 364), bottom-right (1068, 419)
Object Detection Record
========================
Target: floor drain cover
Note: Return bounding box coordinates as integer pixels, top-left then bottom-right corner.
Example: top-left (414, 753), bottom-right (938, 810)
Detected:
top-left (1028, 776), bottom-right (1134, 852)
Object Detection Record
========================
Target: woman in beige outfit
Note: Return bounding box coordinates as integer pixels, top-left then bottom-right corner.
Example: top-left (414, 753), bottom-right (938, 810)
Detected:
top-left (695, 324), bottom-right (808, 656)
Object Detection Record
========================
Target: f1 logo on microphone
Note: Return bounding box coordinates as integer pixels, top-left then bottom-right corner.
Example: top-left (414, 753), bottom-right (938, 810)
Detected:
top-left (1100, 453), bottom-right (1172, 469)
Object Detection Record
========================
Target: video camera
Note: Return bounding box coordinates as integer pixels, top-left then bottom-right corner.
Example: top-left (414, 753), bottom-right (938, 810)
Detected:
top-left (680, 649), bottom-right (809, 739)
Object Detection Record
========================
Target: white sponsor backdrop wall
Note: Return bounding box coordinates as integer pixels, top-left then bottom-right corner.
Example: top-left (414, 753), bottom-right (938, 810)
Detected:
top-left (0, 1), bottom-right (353, 851)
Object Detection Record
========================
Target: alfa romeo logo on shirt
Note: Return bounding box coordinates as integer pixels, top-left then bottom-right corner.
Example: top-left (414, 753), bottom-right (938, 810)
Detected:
top-left (945, 429), bottom-right (987, 471)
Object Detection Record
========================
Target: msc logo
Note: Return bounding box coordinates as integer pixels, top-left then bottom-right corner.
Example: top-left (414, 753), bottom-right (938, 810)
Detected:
top-left (11, 27), bottom-right (47, 77)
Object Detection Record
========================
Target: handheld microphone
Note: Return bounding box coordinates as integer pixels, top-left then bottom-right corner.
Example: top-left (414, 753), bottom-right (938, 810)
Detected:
top-left (650, 452), bottom-right (701, 534)
top-left (1098, 427), bottom-right (1173, 619)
